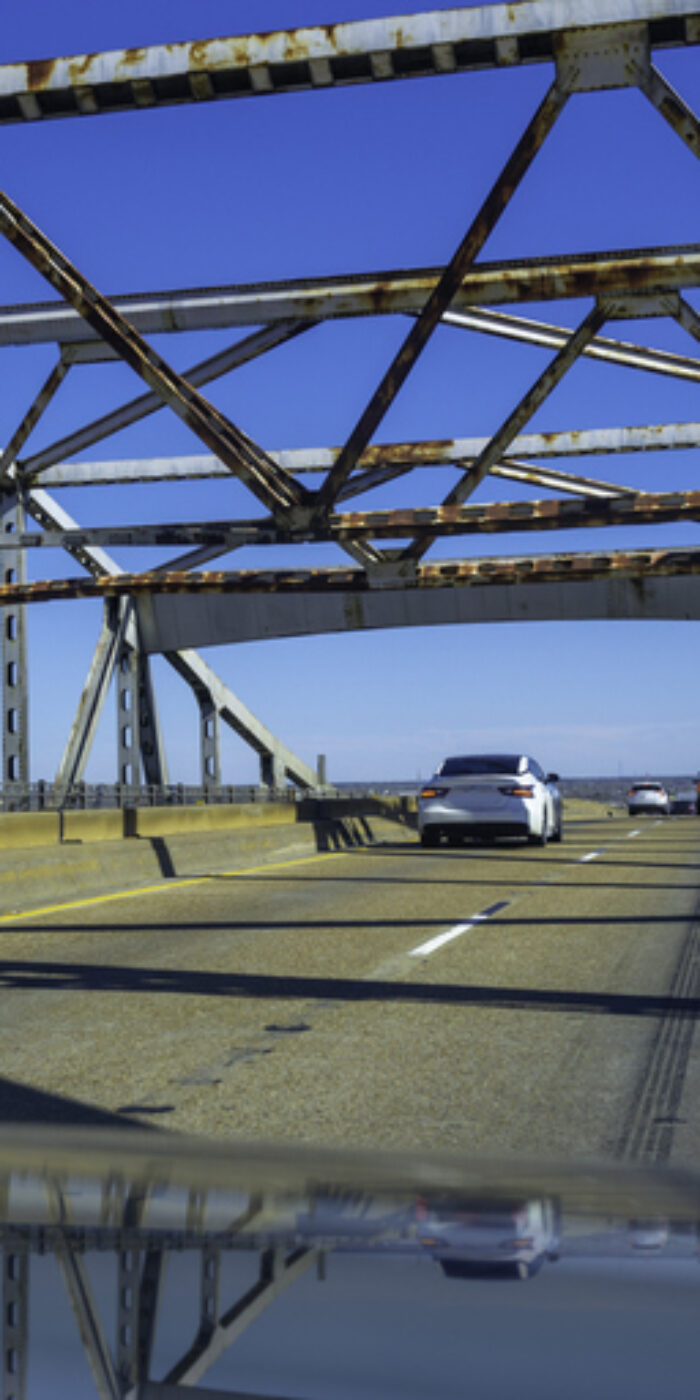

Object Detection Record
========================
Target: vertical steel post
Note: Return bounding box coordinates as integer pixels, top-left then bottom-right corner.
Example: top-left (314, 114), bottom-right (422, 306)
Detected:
top-left (260, 751), bottom-right (285, 791)
top-left (2, 1241), bottom-right (28, 1400)
top-left (0, 492), bottom-right (28, 805)
top-left (198, 694), bottom-right (221, 793)
top-left (116, 1246), bottom-right (142, 1395)
top-left (116, 620), bottom-right (140, 798)
top-left (199, 1246), bottom-right (221, 1341)
top-left (136, 653), bottom-right (168, 790)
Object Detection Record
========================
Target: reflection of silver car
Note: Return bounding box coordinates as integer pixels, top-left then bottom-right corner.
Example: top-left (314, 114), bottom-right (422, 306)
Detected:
top-left (416, 1197), bottom-right (560, 1281)
top-left (418, 754), bottom-right (562, 848)
top-left (626, 781), bottom-right (670, 816)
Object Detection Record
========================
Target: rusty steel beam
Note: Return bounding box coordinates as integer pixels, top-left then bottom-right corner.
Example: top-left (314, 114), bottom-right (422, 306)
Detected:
top-left (328, 488), bottom-right (700, 540)
top-left (314, 78), bottom-right (569, 516)
top-left (0, 1), bottom-right (695, 125)
top-left (10, 486), bottom-right (700, 553)
top-left (19, 321), bottom-right (313, 484)
top-left (404, 302), bottom-right (608, 560)
top-left (5, 546), bottom-right (700, 606)
top-left (0, 357), bottom-right (71, 482)
top-left (638, 61), bottom-right (700, 159)
top-left (676, 295), bottom-right (700, 346)
top-left (32, 421), bottom-right (700, 489)
top-left (3, 248), bottom-right (699, 347)
top-left (0, 189), bottom-right (309, 520)
top-left (449, 305), bottom-right (609, 507)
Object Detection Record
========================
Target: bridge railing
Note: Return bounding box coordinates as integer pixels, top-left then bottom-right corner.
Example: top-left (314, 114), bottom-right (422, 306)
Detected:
top-left (0, 781), bottom-right (310, 812)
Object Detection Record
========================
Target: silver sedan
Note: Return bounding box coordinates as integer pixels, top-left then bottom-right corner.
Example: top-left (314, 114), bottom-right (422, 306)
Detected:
top-left (418, 753), bottom-right (562, 848)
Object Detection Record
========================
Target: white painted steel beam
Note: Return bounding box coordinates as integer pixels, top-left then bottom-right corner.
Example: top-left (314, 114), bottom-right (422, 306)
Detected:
top-left (136, 569), bottom-right (700, 654)
top-left (0, 1), bottom-right (696, 126)
top-left (30, 422), bottom-right (700, 490)
top-left (163, 1248), bottom-right (317, 1389)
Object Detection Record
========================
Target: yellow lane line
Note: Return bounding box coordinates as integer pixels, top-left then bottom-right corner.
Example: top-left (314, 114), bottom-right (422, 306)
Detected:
top-left (0, 849), bottom-right (347, 924)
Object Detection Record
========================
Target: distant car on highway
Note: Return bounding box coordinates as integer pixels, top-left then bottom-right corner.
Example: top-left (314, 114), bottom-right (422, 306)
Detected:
top-left (626, 781), bottom-right (670, 816)
top-left (669, 790), bottom-right (698, 816)
top-left (415, 1197), bottom-right (560, 1281)
top-left (418, 753), bottom-right (561, 848)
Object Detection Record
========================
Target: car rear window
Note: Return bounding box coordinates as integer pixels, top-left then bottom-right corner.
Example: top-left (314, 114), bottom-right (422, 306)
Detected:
top-left (631, 783), bottom-right (663, 791)
top-left (438, 755), bottom-right (523, 777)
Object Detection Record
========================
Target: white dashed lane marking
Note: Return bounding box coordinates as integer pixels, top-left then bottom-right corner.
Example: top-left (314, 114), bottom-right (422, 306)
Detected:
top-left (409, 900), bottom-right (510, 958)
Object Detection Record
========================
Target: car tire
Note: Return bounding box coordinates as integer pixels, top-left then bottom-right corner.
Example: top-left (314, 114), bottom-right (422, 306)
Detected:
top-left (420, 829), bottom-right (440, 848)
top-left (551, 813), bottom-right (563, 843)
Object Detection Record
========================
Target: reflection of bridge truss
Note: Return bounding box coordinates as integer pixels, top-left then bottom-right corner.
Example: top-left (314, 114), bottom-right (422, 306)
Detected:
top-left (2, 1128), bottom-right (699, 1399)
top-left (1, 0), bottom-right (699, 791)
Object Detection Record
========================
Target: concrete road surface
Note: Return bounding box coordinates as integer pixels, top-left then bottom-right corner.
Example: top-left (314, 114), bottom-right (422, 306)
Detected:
top-left (0, 813), bottom-right (698, 1166)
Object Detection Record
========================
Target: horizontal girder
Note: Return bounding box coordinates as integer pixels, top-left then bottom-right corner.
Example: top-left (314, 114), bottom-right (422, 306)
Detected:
top-left (2, 247), bottom-right (698, 347)
top-left (29, 421), bottom-right (700, 490)
top-left (2, 546), bottom-right (700, 611)
top-left (0, 0), bottom-right (696, 126)
top-left (10, 486), bottom-right (700, 551)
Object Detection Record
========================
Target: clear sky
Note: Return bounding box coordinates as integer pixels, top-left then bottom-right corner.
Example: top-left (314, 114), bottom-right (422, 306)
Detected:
top-left (1, 1), bottom-right (699, 785)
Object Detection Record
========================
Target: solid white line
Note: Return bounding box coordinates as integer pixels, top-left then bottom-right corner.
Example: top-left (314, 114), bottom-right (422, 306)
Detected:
top-left (409, 914), bottom-right (487, 958)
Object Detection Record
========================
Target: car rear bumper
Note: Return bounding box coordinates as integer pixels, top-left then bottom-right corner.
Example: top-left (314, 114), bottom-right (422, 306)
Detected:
top-left (419, 814), bottom-right (531, 838)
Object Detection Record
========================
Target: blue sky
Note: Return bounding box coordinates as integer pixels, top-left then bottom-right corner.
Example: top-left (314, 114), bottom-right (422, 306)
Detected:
top-left (1, 1), bottom-right (699, 784)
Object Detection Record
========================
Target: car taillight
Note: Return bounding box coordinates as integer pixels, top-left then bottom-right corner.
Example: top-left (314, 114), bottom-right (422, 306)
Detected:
top-left (420, 786), bottom-right (449, 798)
top-left (499, 785), bottom-right (535, 798)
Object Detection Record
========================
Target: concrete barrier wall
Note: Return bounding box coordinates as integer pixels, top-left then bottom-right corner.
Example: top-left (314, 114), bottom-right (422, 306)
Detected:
top-left (134, 802), bottom-right (297, 838)
top-left (0, 798), bottom-right (416, 916)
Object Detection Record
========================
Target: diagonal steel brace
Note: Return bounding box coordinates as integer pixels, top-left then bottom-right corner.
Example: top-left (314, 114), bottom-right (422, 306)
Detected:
top-left (312, 77), bottom-right (569, 517)
top-left (0, 189), bottom-right (308, 520)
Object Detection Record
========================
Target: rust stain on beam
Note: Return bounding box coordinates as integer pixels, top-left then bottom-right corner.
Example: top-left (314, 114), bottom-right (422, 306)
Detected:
top-left (327, 488), bottom-right (700, 539)
top-left (5, 547), bottom-right (700, 606)
top-left (0, 189), bottom-right (308, 521)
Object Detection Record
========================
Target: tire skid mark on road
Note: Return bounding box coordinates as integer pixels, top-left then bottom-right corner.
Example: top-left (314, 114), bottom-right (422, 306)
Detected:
top-left (615, 914), bottom-right (700, 1165)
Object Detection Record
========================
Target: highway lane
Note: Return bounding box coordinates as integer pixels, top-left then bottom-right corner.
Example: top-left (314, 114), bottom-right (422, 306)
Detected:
top-left (0, 813), bottom-right (699, 1164)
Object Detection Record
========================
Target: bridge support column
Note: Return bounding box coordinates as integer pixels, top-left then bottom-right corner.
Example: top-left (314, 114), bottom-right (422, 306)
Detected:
top-left (260, 751), bottom-right (285, 791)
top-left (198, 693), bottom-right (221, 793)
top-left (1, 492), bottom-right (28, 802)
top-left (2, 1241), bottom-right (28, 1400)
top-left (116, 623), bottom-right (140, 797)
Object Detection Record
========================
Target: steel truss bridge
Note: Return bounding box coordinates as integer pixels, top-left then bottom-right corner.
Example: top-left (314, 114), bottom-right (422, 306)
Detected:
top-left (0, 0), bottom-right (699, 797)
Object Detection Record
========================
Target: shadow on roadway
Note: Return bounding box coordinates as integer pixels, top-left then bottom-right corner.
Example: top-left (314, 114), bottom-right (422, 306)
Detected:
top-left (0, 959), bottom-right (697, 1020)
top-left (5, 911), bottom-right (700, 936)
top-left (0, 1075), bottom-right (154, 1127)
